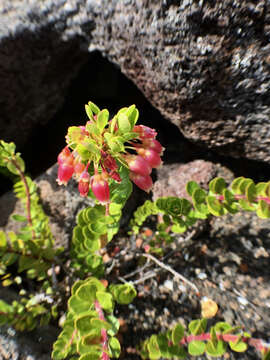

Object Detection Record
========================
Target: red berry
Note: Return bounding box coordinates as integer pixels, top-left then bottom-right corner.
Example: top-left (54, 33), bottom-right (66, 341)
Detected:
top-left (57, 163), bottom-right (74, 185)
top-left (133, 125), bottom-right (157, 139)
top-left (143, 138), bottom-right (164, 154)
top-left (125, 155), bottom-right (152, 176)
top-left (129, 172), bottom-right (153, 192)
top-left (91, 174), bottom-right (110, 203)
top-left (137, 148), bottom-right (162, 168)
top-left (78, 171), bottom-right (90, 197)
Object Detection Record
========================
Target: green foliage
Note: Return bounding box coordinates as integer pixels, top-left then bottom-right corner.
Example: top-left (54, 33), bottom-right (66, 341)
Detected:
top-left (139, 320), bottom-right (263, 359)
top-left (52, 277), bottom-right (132, 359)
top-left (0, 140), bottom-right (62, 330)
top-left (130, 177), bottom-right (270, 245)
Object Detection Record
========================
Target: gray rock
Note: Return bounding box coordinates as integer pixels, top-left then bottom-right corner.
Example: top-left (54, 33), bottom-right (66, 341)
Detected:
top-left (0, 0), bottom-right (270, 162)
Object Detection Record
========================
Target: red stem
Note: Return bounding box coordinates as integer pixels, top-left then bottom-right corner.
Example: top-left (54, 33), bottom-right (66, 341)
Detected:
top-left (94, 300), bottom-right (109, 360)
top-left (8, 157), bottom-right (36, 240)
top-left (216, 194), bottom-right (270, 204)
top-left (180, 333), bottom-right (270, 353)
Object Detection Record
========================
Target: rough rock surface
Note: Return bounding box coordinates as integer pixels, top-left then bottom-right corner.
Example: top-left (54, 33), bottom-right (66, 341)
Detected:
top-left (1, 0), bottom-right (270, 162)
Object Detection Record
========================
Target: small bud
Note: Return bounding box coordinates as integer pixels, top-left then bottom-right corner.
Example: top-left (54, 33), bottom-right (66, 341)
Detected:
top-left (133, 125), bottom-right (157, 139)
top-left (125, 155), bottom-right (152, 176)
top-left (78, 171), bottom-right (90, 197)
top-left (110, 171), bottom-right (122, 183)
top-left (91, 174), bottom-right (110, 203)
top-left (129, 172), bottom-right (153, 192)
top-left (137, 148), bottom-right (162, 168)
top-left (103, 154), bottom-right (118, 172)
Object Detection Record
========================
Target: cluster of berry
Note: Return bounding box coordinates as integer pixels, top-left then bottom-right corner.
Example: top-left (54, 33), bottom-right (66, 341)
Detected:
top-left (57, 124), bottom-right (163, 203)
top-left (125, 125), bottom-right (163, 192)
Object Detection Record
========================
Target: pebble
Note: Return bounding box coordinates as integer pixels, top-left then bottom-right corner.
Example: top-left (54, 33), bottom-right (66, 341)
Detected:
top-left (163, 279), bottom-right (174, 291)
top-left (237, 296), bottom-right (248, 306)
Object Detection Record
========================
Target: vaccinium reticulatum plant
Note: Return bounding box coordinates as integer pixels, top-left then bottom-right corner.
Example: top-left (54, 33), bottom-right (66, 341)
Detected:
top-left (0, 102), bottom-right (270, 360)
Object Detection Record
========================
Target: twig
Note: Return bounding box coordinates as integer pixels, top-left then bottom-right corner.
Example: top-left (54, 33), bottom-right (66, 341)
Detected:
top-left (123, 257), bottom-right (151, 279)
top-left (133, 269), bottom-right (160, 285)
top-left (142, 253), bottom-right (200, 294)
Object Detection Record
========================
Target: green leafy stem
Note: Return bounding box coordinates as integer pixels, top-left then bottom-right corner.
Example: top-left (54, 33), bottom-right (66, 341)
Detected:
top-left (140, 320), bottom-right (270, 359)
top-left (130, 177), bottom-right (270, 238)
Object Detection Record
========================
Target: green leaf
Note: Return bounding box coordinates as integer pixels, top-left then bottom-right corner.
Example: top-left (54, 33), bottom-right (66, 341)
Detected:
top-left (0, 231), bottom-right (7, 248)
top-left (214, 322), bottom-right (232, 333)
top-left (107, 315), bottom-right (120, 337)
top-left (85, 104), bottom-right (94, 120)
top-left (126, 105), bottom-right (139, 128)
top-left (68, 295), bottom-right (90, 314)
top-left (107, 136), bottom-right (125, 153)
top-left (88, 102), bottom-right (100, 115)
top-left (18, 256), bottom-right (36, 273)
top-left (96, 291), bottom-right (114, 312)
top-left (109, 202), bottom-right (122, 216)
top-left (188, 319), bottom-right (207, 335)
top-left (76, 144), bottom-right (92, 161)
top-left (172, 323), bottom-right (185, 345)
top-left (206, 196), bottom-right (225, 216)
top-left (109, 116), bottom-right (118, 133)
top-left (186, 181), bottom-right (200, 197)
top-left (15, 156), bottom-right (25, 173)
top-left (97, 109), bottom-right (109, 131)
top-left (109, 337), bottom-right (121, 358)
top-left (257, 200), bottom-right (270, 219)
top-left (118, 113), bottom-right (131, 133)
top-left (229, 339), bottom-right (247, 352)
top-left (2, 253), bottom-right (18, 266)
top-left (147, 335), bottom-right (161, 359)
top-left (110, 283), bottom-right (137, 305)
top-left (246, 182), bottom-right (256, 203)
top-left (85, 123), bottom-right (101, 137)
top-left (205, 340), bottom-right (226, 357)
top-left (83, 140), bottom-right (101, 157)
top-left (76, 315), bottom-right (93, 336)
top-left (209, 177), bottom-right (226, 194)
top-left (192, 189), bottom-right (209, 215)
top-left (7, 161), bottom-right (19, 175)
top-left (231, 177), bottom-right (245, 194)
top-left (76, 283), bottom-right (98, 303)
top-left (0, 299), bottom-right (13, 313)
top-left (79, 352), bottom-right (102, 360)
top-left (90, 318), bottom-right (112, 331)
top-left (188, 340), bottom-right (205, 356)
top-left (171, 221), bottom-right (187, 233)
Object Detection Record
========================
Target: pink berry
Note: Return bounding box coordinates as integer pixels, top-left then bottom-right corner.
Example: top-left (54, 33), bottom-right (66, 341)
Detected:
top-left (137, 148), bottom-right (162, 168)
top-left (125, 155), bottom-right (152, 176)
top-left (129, 172), bottom-right (153, 192)
top-left (91, 174), bottom-right (110, 203)
top-left (57, 163), bottom-right (74, 185)
top-left (143, 138), bottom-right (164, 154)
top-left (133, 125), bottom-right (157, 139)
top-left (78, 171), bottom-right (90, 197)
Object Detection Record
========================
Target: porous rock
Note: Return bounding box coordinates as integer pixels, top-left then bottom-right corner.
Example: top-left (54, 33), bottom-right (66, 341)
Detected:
top-left (0, 0), bottom-right (270, 162)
